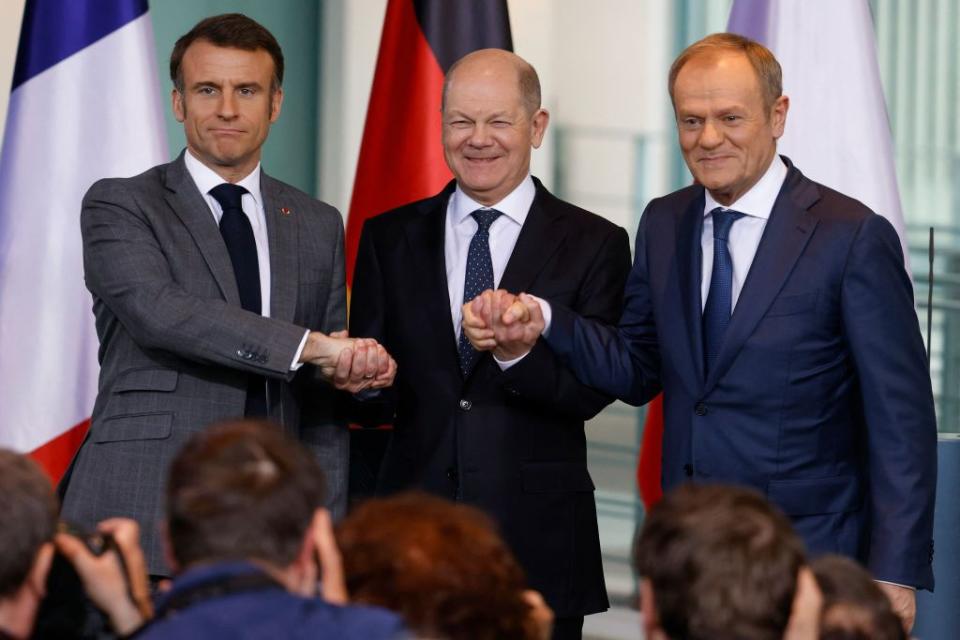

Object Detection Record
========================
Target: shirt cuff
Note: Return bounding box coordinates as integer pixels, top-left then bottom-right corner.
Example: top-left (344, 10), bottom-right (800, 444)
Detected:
top-left (290, 330), bottom-right (310, 371)
top-left (875, 580), bottom-right (915, 591)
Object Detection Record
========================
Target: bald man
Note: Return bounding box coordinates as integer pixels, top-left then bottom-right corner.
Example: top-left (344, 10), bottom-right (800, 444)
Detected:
top-left (348, 49), bottom-right (631, 638)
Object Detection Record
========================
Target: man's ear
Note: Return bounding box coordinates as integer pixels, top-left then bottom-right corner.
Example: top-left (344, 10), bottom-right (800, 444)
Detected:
top-left (26, 542), bottom-right (55, 597)
top-left (172, 89), bottom-right (186, 123)
top-left (160, 521), bottom-right (181, 574)
top-left (639, 578), bottom-right (668, 640)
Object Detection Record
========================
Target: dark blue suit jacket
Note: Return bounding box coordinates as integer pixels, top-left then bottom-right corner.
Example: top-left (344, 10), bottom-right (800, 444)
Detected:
top-left (547, 158), bottom-right (937, 590)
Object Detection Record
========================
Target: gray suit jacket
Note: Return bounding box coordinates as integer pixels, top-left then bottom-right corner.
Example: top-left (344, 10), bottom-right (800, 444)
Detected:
top-left (60, 152), bottom-right (348, 574)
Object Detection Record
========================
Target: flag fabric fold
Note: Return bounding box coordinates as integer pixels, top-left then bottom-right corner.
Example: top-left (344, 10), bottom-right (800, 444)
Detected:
top-left (0, 0), bottom-right (167, 482)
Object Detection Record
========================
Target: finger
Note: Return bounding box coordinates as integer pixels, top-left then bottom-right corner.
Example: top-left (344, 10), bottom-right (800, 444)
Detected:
top-left (502, 299), bottom-right (530, 325)
top-left (54, 532), bottom-right (93, 565)
top-left (480, 290), bottom-right (496, 326)
top-left (97, 518), bottom-right (153, 617)
top-left (375, 345), bottom-right (390, 376)
top-left (350, 344), bottom-right (369, 381)
top-left (332, 348), bottom-right (353, 387)
top-left (329, 329), bottom-right (348, 339)
top-left (373, 357), bottom-right (397, 387)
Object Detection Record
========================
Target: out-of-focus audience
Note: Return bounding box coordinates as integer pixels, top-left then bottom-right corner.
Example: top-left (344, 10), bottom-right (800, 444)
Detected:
top-left (136, 419), bottom-right (404, 639)
top-left (0, 428), bottom-right (926, 640)
top-left (337, 492), bottom-right (553, 640)
top-left (0, 450), bottom-right (149, 639)
top-left (632, 483), bottom-right (818, 640)
top-left (812, 554), bottom-right (907, 640)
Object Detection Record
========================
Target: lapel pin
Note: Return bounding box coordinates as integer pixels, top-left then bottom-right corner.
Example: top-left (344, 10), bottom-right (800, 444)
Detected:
top-left (280, 207), bottom-right (292, 216)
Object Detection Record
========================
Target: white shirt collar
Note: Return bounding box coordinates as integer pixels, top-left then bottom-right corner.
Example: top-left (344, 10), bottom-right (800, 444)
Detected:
top-left (703, 155), bottom-right (788, 220)
top-left (450, 175), bottom-right (536, 226)
top-left (184, 149), bottom-right (263, 209)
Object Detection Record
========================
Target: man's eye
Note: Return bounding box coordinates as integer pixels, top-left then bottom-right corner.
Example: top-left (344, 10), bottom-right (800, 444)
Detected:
top-left (198, 87), bottom-right (217, 95)
top-left (239, 88), bottom-right (256, 97)
top-left (723, 115), bottom-right (740, 122)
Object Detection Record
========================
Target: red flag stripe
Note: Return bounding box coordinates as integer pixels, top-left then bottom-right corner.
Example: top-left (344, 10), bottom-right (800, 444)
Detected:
top-left (637, 394), bottom-right (664, 509)
top-left (344, 0), bottom-right (451, 286)
top-left (29, 418), bottom-right (89, 485)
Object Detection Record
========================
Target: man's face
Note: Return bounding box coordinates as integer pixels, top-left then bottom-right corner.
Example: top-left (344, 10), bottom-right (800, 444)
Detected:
top-left (673, 52), bottom-right (788, 206)
top-left (442, 61), bottom-right (548, 206)
top-left (172, 40), bottom-right (282, 180)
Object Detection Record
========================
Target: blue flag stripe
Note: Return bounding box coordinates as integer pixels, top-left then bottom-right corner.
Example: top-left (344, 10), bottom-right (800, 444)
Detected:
top-left (12, 0), bottom-right (148, 91)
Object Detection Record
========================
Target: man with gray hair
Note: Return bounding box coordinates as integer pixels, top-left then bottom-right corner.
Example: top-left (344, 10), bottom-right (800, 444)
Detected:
top-left (349, 48), bottom-right (632, 639)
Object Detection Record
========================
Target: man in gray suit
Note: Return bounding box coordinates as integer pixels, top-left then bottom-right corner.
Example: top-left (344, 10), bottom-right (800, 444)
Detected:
top-left (60, 14), bottom-right (394, 576)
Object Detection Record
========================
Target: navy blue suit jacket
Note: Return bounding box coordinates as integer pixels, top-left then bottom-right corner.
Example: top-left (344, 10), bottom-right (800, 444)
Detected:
top-left (547, 158), bottom-right (937, 590)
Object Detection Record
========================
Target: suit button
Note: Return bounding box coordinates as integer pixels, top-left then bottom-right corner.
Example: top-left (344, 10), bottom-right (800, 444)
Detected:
top-left (683, 464), bottom-right (693, 477)
top-left (694, 401), bottom-right (707, 416)
top-left (505, 387), bottom-right (519, 396)
top-left (236, 349), bottom-right (245, 358)
top-left (459, 399), bottom-right (472, 411)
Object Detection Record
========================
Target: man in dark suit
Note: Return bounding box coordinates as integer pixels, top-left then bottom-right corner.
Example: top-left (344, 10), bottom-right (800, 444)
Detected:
top-left (464, 34), bottom-right (936, 631)
top-left (349, 49), bottom-right (631, 639)
top-left (60, 14), bottom-right (394, 577)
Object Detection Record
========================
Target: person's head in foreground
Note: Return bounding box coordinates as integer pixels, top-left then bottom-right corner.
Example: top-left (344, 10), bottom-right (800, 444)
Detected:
top-left (811, 555), bottom-right (906, 640)
top-left (337, 492), bottom-right (553, 639)
top-left (634, 483), bottom-right (812, 640)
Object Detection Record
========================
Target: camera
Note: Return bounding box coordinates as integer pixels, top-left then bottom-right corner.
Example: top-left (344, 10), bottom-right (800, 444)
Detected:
top-left (30, 523), bottom-right (121, 640)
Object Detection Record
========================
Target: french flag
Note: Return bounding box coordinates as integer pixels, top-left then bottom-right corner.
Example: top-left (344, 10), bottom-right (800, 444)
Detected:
top-left (0, 0), bottom-right (167, 482)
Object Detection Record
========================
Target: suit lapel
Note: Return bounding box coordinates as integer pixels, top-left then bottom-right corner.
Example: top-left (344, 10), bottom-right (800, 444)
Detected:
top-left (675, 193), bottom-right (707, 389)
top-left (404, 185), bottom-right (462, 374)
top-left (498, 179), bottom-right (567, 294)
top-left (705, 166), bottom-right (820, 391)
top-left (261, 173), bottom-right (298, 323)
top-left (163, 153), bottom-right (240, 305)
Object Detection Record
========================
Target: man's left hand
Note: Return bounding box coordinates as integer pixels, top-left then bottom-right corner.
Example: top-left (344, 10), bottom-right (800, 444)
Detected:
top-left (877, 582), bottom-right (916, 634)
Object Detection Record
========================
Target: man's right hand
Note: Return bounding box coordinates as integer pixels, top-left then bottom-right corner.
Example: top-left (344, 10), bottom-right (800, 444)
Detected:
top-left (299, 331), bottom-right (396, 393)
top-left (462, 289), bottom-right (546, 360)
top-left (54, 518), bottom-right (152, 636)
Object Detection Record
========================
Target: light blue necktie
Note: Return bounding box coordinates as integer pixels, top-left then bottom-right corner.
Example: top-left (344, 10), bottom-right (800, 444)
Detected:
top-left (458, 209), bottom-right (502, 377)
top-left (703, 207), bottom-right (745, 375)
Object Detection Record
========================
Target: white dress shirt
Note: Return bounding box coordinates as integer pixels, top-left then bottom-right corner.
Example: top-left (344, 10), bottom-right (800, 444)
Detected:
top-left (700, 156), bottom-right (788, 310)
top-left (185, 151), bottom-right (307, 369)
top-left (185, 150), bottom-right (273, 317)
top-left (446, 175), bottom-right (536, 341)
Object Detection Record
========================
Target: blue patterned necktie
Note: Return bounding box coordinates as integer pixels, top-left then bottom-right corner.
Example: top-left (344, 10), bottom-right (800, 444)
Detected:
top-left (703, 207), bottom-right (745, 375)
top-left (458, 209), bottom-right (502, 376)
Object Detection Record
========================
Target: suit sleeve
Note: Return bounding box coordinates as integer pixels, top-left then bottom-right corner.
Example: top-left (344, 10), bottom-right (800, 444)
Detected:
top-left (496, 224), bottom-right (633, 421)
top-left (545, 204), bottom-right (663, 406)
top-left (81, 179), bottom-right (306, 378)
top-left (842, 214), bottom-right (937, 590)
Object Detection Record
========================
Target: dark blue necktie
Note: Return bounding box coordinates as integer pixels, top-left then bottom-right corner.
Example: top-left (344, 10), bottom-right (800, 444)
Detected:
top-left (210, 183), bottom-right (266, 416)
top-left (458, 209), bottom-right (502, 377)
top-left (210, 183), bottom-right (261, 315)
top-left (703, 207), bottom-right (745, 375)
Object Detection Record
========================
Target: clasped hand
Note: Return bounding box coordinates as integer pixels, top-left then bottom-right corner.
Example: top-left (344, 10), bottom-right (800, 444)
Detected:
top-left (301, 331), bottom-right (397, 393)
top-left (461, 289), bottom-right (545, 361)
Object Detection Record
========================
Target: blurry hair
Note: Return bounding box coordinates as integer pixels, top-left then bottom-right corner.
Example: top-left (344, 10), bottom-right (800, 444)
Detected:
top-left (668, 32), bottom-right (783, 111)
top-left (166, 420), bottom-right (325, 569)
top-left (812, 555), bottom-right (906, 640)
top-left (0, 450), bottom-right (57, 598)
top-left (170, 13), bottom-right (284, 93)
top-left (442, 49), bottom-right (541, 115)
top-left (337, 492), bottom-right (538, 639)
top-left (634, 483), bottom-right (806, 640)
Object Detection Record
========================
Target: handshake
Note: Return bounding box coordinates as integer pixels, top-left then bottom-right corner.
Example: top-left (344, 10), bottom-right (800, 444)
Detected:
top-left (299, 331), bottom-right (397, 393)
top-left (461, 289), bottom-right (546, 361)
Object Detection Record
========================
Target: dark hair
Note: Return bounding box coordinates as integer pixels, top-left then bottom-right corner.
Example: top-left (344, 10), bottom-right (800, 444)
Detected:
top-left (668, 32), bottom-right (783, 111)
top-left (442, 49), bottom-right (541, 115)
top-left (166, 420), bottom-right (325, 569)
top-left (0, 450), bottom-right (57, 597)
top-left (337, 492), bottom-right (538, 640)
top-left (169, 13), bottom-right (284, 93)
top-left (634, 483), bottom-right (806, 640)
top-left (812, 555), bottom-right (906, 640)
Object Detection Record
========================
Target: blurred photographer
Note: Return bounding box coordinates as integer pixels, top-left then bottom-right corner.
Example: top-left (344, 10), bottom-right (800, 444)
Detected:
top-left (135, 420), bottom-right (404, 639)
top-left (0, 449), bottom-right (150, 639)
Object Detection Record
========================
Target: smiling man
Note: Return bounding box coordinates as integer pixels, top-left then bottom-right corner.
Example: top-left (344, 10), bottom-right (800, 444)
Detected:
top-left (462, 33), bottom-right (937, 632)
top-left (60, 14), bottom-right (395, 578)
top-left (348, 49), bottom-right (631, 639)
